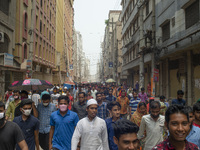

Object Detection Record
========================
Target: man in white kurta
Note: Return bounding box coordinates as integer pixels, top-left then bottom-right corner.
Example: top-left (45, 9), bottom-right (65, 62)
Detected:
top-left (71, 99), bottom-right (109, 150)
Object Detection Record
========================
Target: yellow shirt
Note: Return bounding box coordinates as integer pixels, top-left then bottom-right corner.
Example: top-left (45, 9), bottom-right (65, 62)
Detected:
top-left (6, 100), bottom-right (21, 121)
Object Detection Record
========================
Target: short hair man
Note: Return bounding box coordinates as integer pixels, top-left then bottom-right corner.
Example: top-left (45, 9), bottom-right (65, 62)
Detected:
top-left (193, 102), bottom-right (200, 128)
top-left (117, 90), bottom-right (130, 118)
top-left (106, 101), bottom-right (121, 150)
top-left (49, 95), bottom-right (79, 150)
top-left (0, 101), bottom-right (28, 150)
top-left (71, 99), bottom-right (109, 150)
top-left (185, 106), bottom-right (200, 148)
top-left (113, 119), bottom-right (140, 150)
top-left (37, 93), bottom-right (57, 150)
top-left (106, 88), bottom-right (116, 102)
top-left (138, 101), bottom-right (165, 150)
top-left (152, 105), bottom-right (199, 150)
top-left (96, 92), bottom-right (109, 120)
top-left (71, 92), bottom-right (87, 120)
top-left (13, 99), bottom-right (40, 150)
top-left (172, 90), bottom-right (186, 106)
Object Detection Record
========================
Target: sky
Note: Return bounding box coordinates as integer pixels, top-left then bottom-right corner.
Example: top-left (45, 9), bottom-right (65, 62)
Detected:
top-left (74, 0), bottom-right (121, 75)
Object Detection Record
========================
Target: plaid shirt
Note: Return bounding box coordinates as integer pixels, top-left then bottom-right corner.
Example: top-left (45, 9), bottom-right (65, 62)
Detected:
top-left (152, 138), bottom-right (199, 150)
top-left (97, 102), bottom-right (108, 120)
top-left (37, 103), bottom-right (57, 133)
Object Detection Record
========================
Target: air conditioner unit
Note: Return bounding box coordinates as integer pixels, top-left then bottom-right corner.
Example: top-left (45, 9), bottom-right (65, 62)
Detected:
top-left (36, 65), bottom-right (41, 72)
top-left (0, 32), bottom-right (4, 43)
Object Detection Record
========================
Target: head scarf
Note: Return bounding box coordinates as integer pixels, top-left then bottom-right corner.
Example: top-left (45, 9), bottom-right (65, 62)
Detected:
top-left (131, 102), bottom-right (148, 127)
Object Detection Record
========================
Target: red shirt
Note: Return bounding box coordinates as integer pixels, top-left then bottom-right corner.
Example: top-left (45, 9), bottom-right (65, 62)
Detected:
top-left (193, 122), bottom-right (200, 128)
top-left (68, 95), bottom-right (74, 110)
top-left (152, 138), bottom-right (199, 150)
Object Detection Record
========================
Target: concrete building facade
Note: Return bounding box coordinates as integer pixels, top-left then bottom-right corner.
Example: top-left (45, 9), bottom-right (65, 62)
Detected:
top-left (0, 0), bottom-right (19, 99)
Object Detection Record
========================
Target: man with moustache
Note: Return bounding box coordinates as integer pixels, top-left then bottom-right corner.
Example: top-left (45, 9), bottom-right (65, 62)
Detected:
top-left (0, 101), bottom-right (28, 150)
top-left (152, 105), bottom-right (199, 150)
top-left (137, 101), bottom-right (165, 150)
top-left (5, 90), bottom-right (21, 121)
top-left (71, 99), bottom-right (109, 150)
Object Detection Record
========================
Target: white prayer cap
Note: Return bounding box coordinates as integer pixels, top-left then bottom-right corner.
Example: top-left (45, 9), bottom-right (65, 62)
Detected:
top-left (64, 87), bottom-right (67, 89)
top-left (87, 99), bottom-right (98, 107)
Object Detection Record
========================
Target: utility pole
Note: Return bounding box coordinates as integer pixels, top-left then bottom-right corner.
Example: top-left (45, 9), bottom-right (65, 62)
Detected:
top-left (151, 0), bottom-right (156, 96)
top-left (139, 1), bottom-right (145, 90)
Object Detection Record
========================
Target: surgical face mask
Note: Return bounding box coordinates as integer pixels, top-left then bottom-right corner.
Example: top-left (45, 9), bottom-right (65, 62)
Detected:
top-left (22, 109), bottom-right (32, 116)
top-left (59, 104), bottom-right (68, 112)
top-left (0, 113), bottom-right (5, 127)
top-left (43, 102), bottom-right (49, 107)
top-left (0, 113), bottom-right (4, 119)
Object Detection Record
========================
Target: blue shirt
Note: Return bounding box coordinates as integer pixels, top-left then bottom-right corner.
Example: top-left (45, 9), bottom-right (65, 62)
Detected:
top-left (172, 99), bottom-right (186, 106)
top-left (106, 118), bottom-right (120, 150)
top-left (50, 109), bottom-right (79, 150)
top-left (37, 103), bottom-right (57, 133)
top-left (186, 125), bottom-right (200, 148)
top-left (13, 115), bottom-right (40, 150)
top-left (129, 97), bottom-right (141, 114)
top-left (106, 95), bottom-right (116, 102)
top-left (97, 102), bottom-right (109, 120)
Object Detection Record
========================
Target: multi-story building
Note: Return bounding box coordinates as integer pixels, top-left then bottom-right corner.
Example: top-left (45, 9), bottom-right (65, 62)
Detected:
top-left (156, 0), bottom-right (200, 105)
top-left (121, 0), bottom-right (200, 104)
top-left (121, 0), bottom-right (155, 92)
top-left (30, 0), bottom-right (57, 81)
top-left (0, 0), bottom-right (18, 98)
top-left (54, 0), bottom-right (74, 84)
top-left (102, 10), bottom-right (121, 82)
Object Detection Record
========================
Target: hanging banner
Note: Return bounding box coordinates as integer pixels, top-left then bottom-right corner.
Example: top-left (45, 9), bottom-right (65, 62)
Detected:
top-left (109, 62), bottom-right (113, 68)
top-left (69, 64), bottom-right (73, 70)
top-left (153, 68), bottom-right (159, 82)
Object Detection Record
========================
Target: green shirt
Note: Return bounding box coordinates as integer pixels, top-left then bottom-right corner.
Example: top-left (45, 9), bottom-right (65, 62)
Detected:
top-left (6, 100), bottom-right (21, 121)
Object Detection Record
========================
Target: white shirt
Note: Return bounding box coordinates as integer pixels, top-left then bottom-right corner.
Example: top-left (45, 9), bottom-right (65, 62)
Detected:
top-left (91, 90), bottom-right (97, 100)
top-left (71, 116), bottom-right (109, 150)
top-left (137, 114), bottom-right (165, 150)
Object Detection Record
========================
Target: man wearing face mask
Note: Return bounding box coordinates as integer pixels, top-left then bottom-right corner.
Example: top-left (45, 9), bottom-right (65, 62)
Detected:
top-left (49, 95), bottom-right (79, 150)
top-left (5, 90), bottom-right (21, 121)
top-left (37, 94), bottom-right (57, 150)
top-left (137, 101), bottom-right (165, 150)
top-left (0, 101), bottom-right (28, 150)
top-left (13, 99), bottom-right (40, 150)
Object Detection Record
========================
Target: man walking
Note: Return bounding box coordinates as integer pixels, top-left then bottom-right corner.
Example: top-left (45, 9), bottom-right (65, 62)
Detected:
top-left (96, 92), bottom-right (108, 120)
top-left (37, 94), bottom-right (57, 150)
top-left (152, 105), bottom-right (199, 150)
top-left (138, 101), bottom-right (165, 150)
top-left (49, 95), bottom-right (79, 150)
top-left (106, 88), bottom-right (116, 102)
top-left (129, 92), bottom-right (141, 116)
top-left (117, 90), bottom-right (130, 118)
top-left (71, 92), bottom-right (87, 120)
top-left (5, 90), bottom-right (21, 121)
top-left (0, 101), bottom-right (28, 150)
top-left (71, 99), bottom-right (109, 150)
top-left (13, 99), bottom-right (40, 150)
top-left (172, 90), bottom-right (186, 106)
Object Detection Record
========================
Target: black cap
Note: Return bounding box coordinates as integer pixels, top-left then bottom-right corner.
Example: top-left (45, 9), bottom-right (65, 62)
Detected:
top-left (20, 99), bottom-right (33, 108)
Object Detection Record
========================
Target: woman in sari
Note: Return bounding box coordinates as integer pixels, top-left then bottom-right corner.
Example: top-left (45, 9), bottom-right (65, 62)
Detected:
top-left (131, 102), bottom-right (148, 149)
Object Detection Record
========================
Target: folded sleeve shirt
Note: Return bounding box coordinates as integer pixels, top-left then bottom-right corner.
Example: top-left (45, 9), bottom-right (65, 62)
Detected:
top-left (137, 114), bottom-right (165, 150)
top-left (186, 125), bottom-right (200, 148)
top-left (50, 110), bottom-right (79, 150)
top-left (71, 116), bottom-right (109, 150)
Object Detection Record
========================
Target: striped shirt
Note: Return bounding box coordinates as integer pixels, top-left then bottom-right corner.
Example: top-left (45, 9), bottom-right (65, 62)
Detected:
top-left (129, 97), bottom-right (141, 114)
top-left (97, 102), bottom-right (108, 120)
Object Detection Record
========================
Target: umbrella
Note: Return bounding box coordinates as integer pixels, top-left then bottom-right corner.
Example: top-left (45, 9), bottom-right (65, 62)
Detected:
top-left (8, 79), bottom-right (54, 91)
top-left (106, 78), bottom-right (116, 83)
top-left (64, 81), bottom-right (75, 85)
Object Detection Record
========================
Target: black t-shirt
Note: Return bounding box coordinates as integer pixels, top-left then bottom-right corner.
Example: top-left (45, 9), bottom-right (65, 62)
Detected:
top-left (0, 121), bottom-right (25, 150)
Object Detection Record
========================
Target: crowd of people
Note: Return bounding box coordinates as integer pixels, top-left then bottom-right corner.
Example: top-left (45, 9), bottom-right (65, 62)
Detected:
top-left (0, 82), bottom-right (200, 150)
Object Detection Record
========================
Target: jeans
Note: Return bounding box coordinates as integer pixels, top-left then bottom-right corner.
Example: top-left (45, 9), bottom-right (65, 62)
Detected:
top-left (39, 133), bottom-right (49, 150)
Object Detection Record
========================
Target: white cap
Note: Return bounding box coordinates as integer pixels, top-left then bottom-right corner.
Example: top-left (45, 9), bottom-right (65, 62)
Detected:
top-left (87, 99), bottom-right (98, 107)
top-left (64, 87), bottom-right (67, 89)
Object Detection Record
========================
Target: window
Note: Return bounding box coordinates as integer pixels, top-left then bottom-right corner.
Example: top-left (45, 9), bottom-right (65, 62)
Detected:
top-left (146, 1), bottom-right (149, 16)
top-left (0, 33), bottom-right (9, 53)
top-left (23, 0), bottom-right (28, 6)
top-left (162, 22), bottom-right (170, 42)
top-left (0, 0), bottom-right (9, 15)
top-left (49, 31), bottom-right (51, 40)
top-left (40, 0), bottom-right (43, 8)
top-left (22, 43), bottom-right (27, 61)
top-left (185, 0), bottom-right (199, 29)
top-left (40, 21), bottom-right (42, 33)
top-left (23, 12), bottom-right (28, 39)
